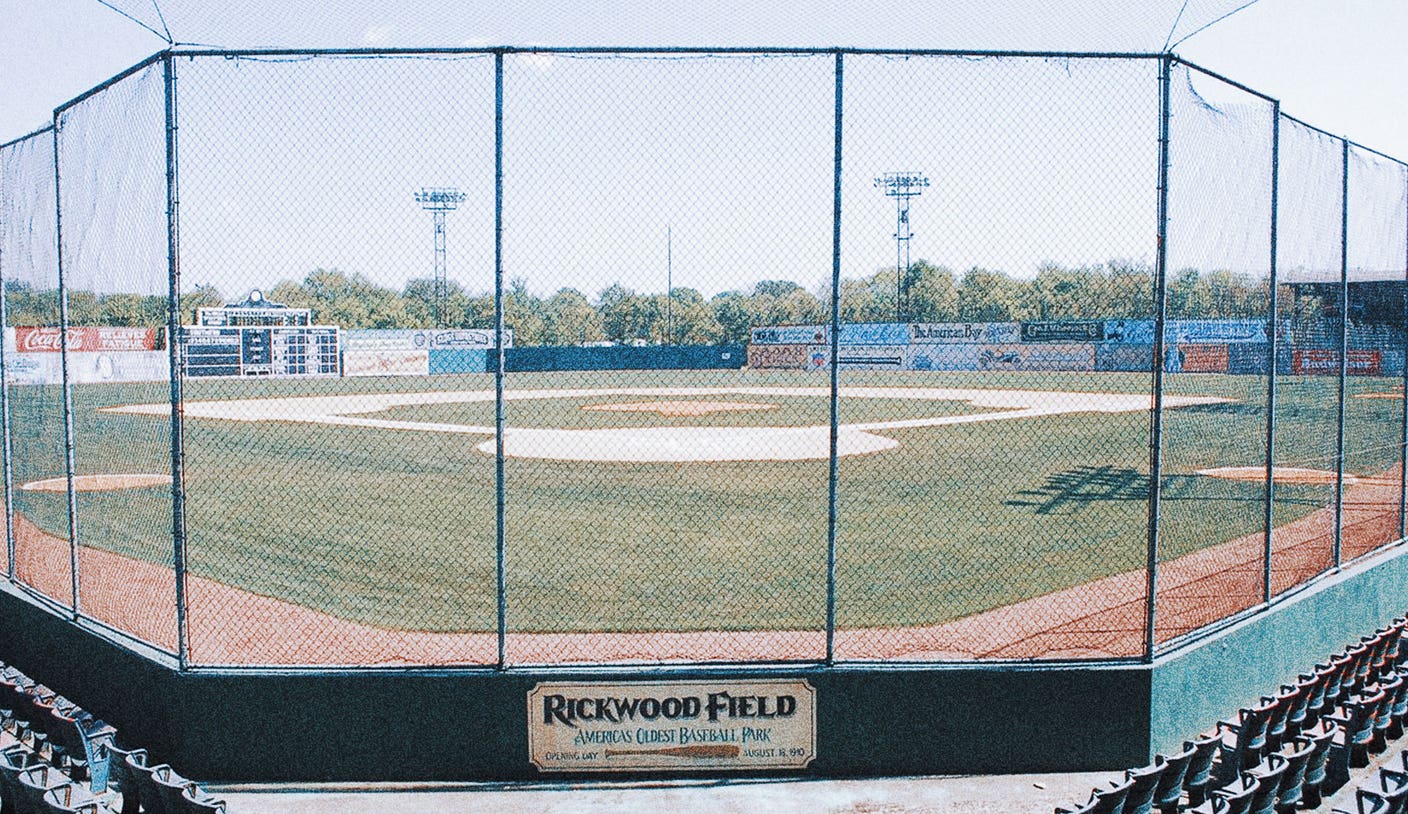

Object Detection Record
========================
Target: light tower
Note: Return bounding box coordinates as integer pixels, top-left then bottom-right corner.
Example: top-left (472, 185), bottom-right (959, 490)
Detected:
top-left (414, 187), bottom-right (467, 327)
top-left (874, 172), bottom-right (928, 323)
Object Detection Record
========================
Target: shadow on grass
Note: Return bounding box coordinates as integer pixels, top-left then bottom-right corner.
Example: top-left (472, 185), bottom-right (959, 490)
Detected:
top-left (1005, 465), bottom-right (1322, 515)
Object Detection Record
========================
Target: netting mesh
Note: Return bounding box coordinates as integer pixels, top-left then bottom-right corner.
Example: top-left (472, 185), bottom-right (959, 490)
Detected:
top-left (834, 55), bottom-right (1158, 660)
top-left (1342, 148), bottom-right (1408, 562)
top-left (1271, 118), bottom-right (1347, 594)
top-left (1156, 64), bottom-right (1275, 643)
top-left (54, 62), bottom-right (176, 651)
top-left (0, 128), bottom-right (72, 609)
top-left (174, 53), bottom-right (500, 666)
top-left (1, 49), bottom-right (1406, 668)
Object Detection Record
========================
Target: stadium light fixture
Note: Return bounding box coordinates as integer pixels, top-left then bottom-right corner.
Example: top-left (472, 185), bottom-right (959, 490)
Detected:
top-left (875, 172), bottom-right (929, 323)
top-left (415, 187), bottom-right (468, 328)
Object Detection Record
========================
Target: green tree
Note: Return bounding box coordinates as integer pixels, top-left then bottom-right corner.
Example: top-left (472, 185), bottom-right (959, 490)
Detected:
top-left (903, 261), bottom-right (959, 322)
top-left (957, 268), bottom-right (1019, 321)
top-left (543, 288), bottom-right (605, 345)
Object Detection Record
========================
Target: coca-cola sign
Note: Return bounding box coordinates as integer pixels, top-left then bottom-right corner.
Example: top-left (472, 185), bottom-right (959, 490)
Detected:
top-left (15, 327), bottom-right (159, 353)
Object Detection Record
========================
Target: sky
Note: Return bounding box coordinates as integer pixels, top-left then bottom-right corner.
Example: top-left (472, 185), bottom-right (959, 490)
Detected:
top-left (1, 0), bottom-right (1405, 300)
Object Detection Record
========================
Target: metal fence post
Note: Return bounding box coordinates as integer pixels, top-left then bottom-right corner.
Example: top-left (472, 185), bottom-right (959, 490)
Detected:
top-left (53, 112), bottom-right (81, 619)
top-left (825, 50), bottom-right (844, 666)
top-left (1333, 138), bottom-right (1349, 567)
top-left (494, 50), bottom-right (508, 671)
top-left (0, 163), bottom-right (13, 581)
top-left (1145, 54), bottom-right (1173, 661)
top-left (1401, 168), bottom-right (1408, 543)
top-left (164, 52), bottom-right (190, 668)
top-left (1263, 105), bottom-right (1281, 602)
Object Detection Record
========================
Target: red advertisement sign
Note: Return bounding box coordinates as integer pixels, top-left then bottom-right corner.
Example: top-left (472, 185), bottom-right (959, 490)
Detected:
top-left (15, 327), bottom-right (159, 353)
top-left (1291, 349), bottom-right (1383, 376)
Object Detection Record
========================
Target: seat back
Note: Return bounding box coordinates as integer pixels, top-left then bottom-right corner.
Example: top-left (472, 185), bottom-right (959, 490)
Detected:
top-left (1090, 776), bottom-right (1133, 814)
top-left (152, 765), bottom-right (194, 814)
top-left (1374, 768), bottom-right (1408, 813)
top-left (1185, 731), bottom-right (1223, 802)
top-left (0, 745), bottom-right (42, 810)
top-left (125, 758), bottom-right (171, 814)
top-left (1122, 759), bottom-right (1164, 814)
top-left (1274, 737), bottom-right (1315, 810)
top-left (1244, 754), bottom-right (1287, 814)
top-left (181, 785), bottom-right (227, 814)
top-left (1354, 788), bottom-right (1396, 814)
top-left (16, 765), bottom-right (66, 814)
top-left (38, 783), bottom-right (99, 814)
top-left (1211, 775), bottom-right (1257, 814)
top-left (1153, 743), bottom-right (1196, 809)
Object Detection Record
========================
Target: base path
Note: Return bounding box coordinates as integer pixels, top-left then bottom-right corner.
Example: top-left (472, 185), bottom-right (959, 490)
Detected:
top-left (6, 466), bottom-right (1400, 665)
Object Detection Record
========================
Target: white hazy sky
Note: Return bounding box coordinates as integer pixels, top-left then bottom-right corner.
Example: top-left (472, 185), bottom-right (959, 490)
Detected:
top-left (1, 1), bottom-right (1404, 299)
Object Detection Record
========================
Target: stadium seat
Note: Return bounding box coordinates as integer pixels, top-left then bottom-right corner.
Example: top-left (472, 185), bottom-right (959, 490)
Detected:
top-left (1372, 674), bottom-right (1405, 753)
top-left (178, 785), bottom-right (225, 814)
top-left (1364, 768), bottom-right (1408, 813)
top-left (1184, 731), bottom-right (1225, 808)
top-left (37, 783), bottom-right (103, 814)
top-left (1261, 687), bottom-right (1296, 753)
top-left (1152, 742), bottom-right (1197, 814)
top-left (1192, 774), bottom-right (1256, 814)
top-left (1121, 759), bottom-right (1165, 814)
top-left (1329, 687), bottom-right (1389, 770)
top-left (0, 745), bottom-right (44, 814)
top-left (1385, 673), bottom-right (1408, 741)
top-left (1300, 720), bottom-right (1340, 809)
top-left (1056, 775), bottom-right (1132, 814)
top-left (1331, 788), bottom-right (1397, 814)
top-left (1214, 701), bottom-right (1274, 785)
top-left (42, 709), bottom-right (114, 794)
top-left (1243, 753), bottom-right (1287, 814)
top-left (101, 746), bottom-right (143, 814)
top-left (150, 766), bottom-right (196, 814)
top-left (123, 756), bottom-right (170, 814)
top-left (1279, 674), bottom-right (1316, 741)
top-left (17, 764), bottom-right (70, 814)
top-left (1272, 736), bottom-right (1316, 814)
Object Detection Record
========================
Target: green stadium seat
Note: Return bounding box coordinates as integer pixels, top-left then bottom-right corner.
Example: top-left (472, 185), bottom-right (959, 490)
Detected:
top-left (17, 764), bottom-right (70, 814)
top-left (1243, 753), bottom-right (1287, 814)
top-left (1300, 720), bottom-right (1340, 809)
top-left (1213, 701), bottom-right (1274, 785)
top-left (1184, 731), bottom-right (1224, 808)
top-left (1272, 737), bottom-right (1316, 814)
top-left (1152, 743), bottom-right (1197, 814)
top-left (178, 785), bottom-right (225, 814)
top-left (1121, 758), bottom-right (1165, 814)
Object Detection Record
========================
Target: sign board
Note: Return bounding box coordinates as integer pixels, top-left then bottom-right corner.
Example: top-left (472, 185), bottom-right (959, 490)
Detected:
top-left (750, 326), bottom-right (827, 345)
top-left (14, 326), bottom-right (159, 353)
top-left (910, 322), bottom-right (1019, 344)
top-left (1020, 321), bottom-right (1106, 343)
top-left (528, 679), bottom-right (816, 773)
top-left (747, 344), bottom-right (809, 370)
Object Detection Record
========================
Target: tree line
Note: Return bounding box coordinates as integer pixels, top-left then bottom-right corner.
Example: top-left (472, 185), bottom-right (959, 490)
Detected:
top-left (4, 261), bottom-right (1295, 346)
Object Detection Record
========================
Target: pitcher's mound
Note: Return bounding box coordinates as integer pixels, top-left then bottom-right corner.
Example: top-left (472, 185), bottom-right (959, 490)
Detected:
top-left (1198, 466), bottom-right (1354, 486)
top-left (21, 473), bottom-right (172, 492)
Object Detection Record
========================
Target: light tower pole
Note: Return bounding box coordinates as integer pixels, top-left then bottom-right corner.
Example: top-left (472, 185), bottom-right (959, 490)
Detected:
top-left (875, 172), bottom-right (928, 323)
top-left (415, 187), bottom-right (467, 327)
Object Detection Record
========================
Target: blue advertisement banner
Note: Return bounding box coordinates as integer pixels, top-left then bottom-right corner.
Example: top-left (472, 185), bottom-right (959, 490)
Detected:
top-left (1167, 319), bottom-right (1268, 344)
top-left (1020, 321), bottom-right (1106, 343)
top-left (836, 322), bottom-right (911, 346)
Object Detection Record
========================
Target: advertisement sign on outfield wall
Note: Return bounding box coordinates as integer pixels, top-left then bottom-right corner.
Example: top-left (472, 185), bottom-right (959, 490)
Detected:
top-left (747, 344), bottom-right (809, 370)
top-left (1291, 349), bottom-right (1384, 376)
top-left (1171, 344), bottom-right (1231, 373)
top-left (4, 351), bottom-right (169, 385)
top-left (978, 343), bottom-right (1096, 371)
top-left (750, 326), bottom-right (827, 345)
top-left (805, 345), bottom-right (906, 370)
top-left (342, 329), bottom-right (432, 351)
top-left (909, 322), bottom-right (1020, 344)
top-left (430, 329), bottom-right (512, 349)
top-left (1103, 320), bottom-right (1156, 345)
top-left (836, 322), bottom-right (910, 346)
top-left (907, 344), bottom-right (981, 371)
top-left (14, 326), bottom-right (160, 353)
top-left (1020, 321), bottom-right (1105, 343)
top-left (1168, 319), bottom-right (1269, 344)
top-left (342, 349), bottom-right (431, 377)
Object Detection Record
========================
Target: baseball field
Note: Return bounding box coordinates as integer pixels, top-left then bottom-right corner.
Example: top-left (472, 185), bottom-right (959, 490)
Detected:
top-left (5, 367), bottom-right (1403, 663)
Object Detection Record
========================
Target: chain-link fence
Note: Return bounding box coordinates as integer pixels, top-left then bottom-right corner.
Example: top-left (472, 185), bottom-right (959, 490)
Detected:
top-left (0, 48), bottom-right (1404, 669)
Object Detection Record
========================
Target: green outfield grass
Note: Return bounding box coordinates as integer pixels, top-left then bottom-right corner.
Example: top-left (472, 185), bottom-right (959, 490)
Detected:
top-left (7, 368), bottom-right (1402, 636)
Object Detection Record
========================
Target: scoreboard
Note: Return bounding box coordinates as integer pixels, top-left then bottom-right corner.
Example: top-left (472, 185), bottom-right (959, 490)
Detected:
top-left (181, 290), bottom-right (340, 378)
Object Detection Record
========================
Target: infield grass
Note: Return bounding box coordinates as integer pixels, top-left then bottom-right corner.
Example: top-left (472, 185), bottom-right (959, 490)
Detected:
top-left (7, 368), bottom-right (1401, 636)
